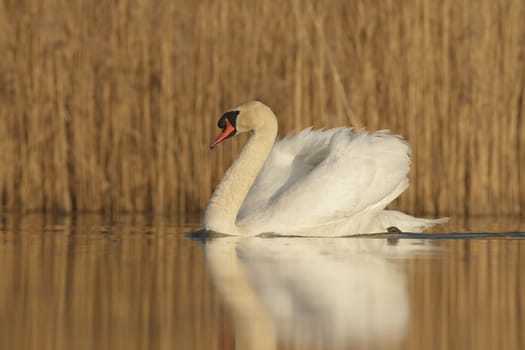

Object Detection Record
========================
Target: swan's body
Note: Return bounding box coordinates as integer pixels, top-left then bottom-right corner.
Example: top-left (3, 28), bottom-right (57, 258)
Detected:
top-left (204, 101), bottom-right (446, 236)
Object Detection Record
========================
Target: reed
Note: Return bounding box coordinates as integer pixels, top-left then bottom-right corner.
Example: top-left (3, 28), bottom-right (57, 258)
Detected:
top-left (1, 0), bottom-right (524, 217)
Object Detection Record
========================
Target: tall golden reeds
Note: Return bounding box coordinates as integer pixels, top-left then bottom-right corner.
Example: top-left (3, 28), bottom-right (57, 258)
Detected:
top-left (0, 0), bottom-right (524, 217)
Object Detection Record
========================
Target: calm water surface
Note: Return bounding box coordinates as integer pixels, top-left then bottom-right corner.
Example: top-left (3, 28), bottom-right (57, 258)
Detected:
top-left (0, 214), bottom-right (524, 350)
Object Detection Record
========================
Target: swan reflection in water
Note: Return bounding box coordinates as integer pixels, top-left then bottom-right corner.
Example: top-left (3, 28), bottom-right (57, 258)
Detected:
top-left (202, 234), bottom-right (436, 350)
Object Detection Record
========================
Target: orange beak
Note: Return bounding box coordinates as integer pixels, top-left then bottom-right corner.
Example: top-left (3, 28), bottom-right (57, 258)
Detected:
top-left (210, 119), bottom-right (236, 149)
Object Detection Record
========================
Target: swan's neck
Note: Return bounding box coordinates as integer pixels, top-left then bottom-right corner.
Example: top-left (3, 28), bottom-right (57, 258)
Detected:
top-left (204, 120), bottom-right (277, 234)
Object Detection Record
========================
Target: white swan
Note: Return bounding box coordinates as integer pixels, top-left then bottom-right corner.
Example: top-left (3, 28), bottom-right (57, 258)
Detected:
top-left (203, 101), bottom-right (447, 236)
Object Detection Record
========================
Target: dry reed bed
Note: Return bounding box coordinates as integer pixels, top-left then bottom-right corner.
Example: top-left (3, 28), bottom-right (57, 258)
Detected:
top-left (0, 0), bottom-right (524, 216)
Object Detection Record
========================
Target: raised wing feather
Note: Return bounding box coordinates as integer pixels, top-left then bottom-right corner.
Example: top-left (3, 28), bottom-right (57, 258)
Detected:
top-left (238, 129), bottom-right (411, 234)
top-left (237, 128), bottom-right (342, 220)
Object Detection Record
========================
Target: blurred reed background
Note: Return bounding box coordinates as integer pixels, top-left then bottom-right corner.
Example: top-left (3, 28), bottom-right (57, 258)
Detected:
top-left (1, 0), bottom-right (524, 217)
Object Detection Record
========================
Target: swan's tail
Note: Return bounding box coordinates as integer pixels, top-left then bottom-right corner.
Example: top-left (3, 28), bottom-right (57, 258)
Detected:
top-left (378, 210), bottom-right (449, 233)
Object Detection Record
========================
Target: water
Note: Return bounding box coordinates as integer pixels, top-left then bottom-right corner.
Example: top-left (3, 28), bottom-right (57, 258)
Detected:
top-left (0, 214), bottom-right (524, 350)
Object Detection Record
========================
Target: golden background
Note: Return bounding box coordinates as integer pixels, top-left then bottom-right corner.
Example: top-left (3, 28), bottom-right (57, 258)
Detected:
top-left (1, 0), bottom-right (524, 217)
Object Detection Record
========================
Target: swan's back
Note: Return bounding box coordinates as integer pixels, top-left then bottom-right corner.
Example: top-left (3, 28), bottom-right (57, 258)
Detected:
top-left (237, 128), bottom-right (418, 235)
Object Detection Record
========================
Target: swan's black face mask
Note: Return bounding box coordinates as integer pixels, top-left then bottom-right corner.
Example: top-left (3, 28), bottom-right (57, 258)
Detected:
top-left (210, 110), bottom-right (239, 149)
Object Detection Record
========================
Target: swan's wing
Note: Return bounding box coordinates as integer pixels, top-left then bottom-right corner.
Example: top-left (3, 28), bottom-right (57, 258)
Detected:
top-left (237, 128), bottom-right (342, 221)
top-left (239, 129), bottom-right (411, 233)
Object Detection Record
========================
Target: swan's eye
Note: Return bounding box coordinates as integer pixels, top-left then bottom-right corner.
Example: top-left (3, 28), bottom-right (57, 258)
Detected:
top-left (211, 110), bottom-right (240, 148)
top-left (217, 110), bottom-right (240, 129)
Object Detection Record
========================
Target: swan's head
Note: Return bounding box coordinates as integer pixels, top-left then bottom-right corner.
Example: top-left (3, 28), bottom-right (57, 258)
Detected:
top-left (210, 101), bottom-right (275, 148)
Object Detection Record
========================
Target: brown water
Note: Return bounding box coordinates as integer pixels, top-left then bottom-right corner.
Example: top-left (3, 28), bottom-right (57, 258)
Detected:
top-left (0, 214), bottom-right (524, 350)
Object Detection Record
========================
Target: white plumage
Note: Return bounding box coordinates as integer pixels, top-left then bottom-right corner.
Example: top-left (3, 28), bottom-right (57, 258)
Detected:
top-left (203, 101), bottom-right (447, 236)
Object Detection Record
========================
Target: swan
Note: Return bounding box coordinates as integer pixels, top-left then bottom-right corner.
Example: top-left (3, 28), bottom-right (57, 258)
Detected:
top-left (203, 101), bottom-right (447, 236)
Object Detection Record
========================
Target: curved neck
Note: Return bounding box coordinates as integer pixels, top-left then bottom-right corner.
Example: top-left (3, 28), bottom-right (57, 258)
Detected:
top-left (204, 116), bottom-right (277, 234)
